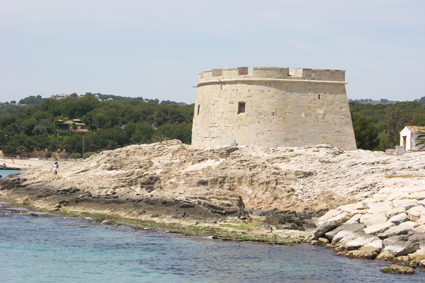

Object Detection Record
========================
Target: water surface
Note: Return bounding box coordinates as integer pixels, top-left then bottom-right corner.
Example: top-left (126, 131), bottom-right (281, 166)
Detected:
top-left (0, 208), bottom-right (423, 283)
top-left (0, 169), bottom-right (22, 178)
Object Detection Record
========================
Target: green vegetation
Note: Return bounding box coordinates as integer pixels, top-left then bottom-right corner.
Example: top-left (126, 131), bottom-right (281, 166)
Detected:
top-left (349, 100), bottom-right (425, 151)
top-left (83, 152), bottom-right (97, 159)
top-left (1, 93), bottom-right (424, 153)
top-left (0, 95), bottom-right (193, 155)
top-left (54, 208), bottom-right (299, 244)
top-left (415, 130), bottom-right (425, 150)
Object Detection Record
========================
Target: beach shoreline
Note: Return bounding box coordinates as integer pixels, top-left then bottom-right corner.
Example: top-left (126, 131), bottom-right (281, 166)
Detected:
top-left (1, 140), bottom-right (425, 270)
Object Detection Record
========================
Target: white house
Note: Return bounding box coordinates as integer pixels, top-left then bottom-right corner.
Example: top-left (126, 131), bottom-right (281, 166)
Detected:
top-left (400, 126), bottom-right (425, 151)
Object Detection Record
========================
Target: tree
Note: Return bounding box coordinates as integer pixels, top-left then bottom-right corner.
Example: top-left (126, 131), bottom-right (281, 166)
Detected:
top-left (353, 116), bottom-right (380, 150)
top-left (384, 108), bottom-right (411, 146)
top-left (45, 151), bottom-right (52, 159)
top-left (415, 130), bottom-right (425, 150)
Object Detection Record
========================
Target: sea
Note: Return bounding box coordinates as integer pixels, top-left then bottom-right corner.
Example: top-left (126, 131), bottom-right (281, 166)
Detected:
top-left (1, 169), bottom-right (424, 283)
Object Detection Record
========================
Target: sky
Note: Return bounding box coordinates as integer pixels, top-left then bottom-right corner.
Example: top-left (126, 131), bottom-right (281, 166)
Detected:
top-left (0, 0), bottom-right (424, 104)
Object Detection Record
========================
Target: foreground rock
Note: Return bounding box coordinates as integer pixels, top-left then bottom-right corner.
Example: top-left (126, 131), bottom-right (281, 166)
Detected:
top-left (1, 140), bottom-right (425, 264)
top-left (380, 265), bottom-right (414, 274)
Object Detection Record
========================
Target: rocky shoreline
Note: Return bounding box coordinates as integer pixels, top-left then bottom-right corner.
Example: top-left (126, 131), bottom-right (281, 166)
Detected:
top-left (1, 140), bottom-right (424, 270)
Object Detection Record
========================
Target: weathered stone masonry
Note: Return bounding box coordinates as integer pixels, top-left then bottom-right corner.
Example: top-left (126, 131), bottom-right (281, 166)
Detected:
top-left (192, 67), bottom-right (356, 149)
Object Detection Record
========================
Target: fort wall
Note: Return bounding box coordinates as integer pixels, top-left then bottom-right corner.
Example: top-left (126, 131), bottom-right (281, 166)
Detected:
top-left (192, 67), bottom-right (356, 149)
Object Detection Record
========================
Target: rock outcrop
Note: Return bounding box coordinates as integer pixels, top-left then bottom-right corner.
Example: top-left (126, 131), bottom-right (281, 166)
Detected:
top-left (1, 140), bottom-right (425, 265)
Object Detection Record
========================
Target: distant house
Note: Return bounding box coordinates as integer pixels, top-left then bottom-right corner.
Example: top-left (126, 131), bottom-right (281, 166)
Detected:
top-left (400, 126), bottom-right (425, 151)
top-left (67, 119), bottom-right (89, 134)
top-left (55, 119), bottom-right (88, 136)
top-left (55, 93), bottom-right (69, 100)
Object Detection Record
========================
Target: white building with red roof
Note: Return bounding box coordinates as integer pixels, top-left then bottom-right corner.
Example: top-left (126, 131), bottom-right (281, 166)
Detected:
top-left (400, 126), bottom-right (425, 151)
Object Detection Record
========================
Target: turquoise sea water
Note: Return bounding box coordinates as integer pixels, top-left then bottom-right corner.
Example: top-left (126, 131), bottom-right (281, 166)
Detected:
top-left (0, 169), bottom-right (424, 282)
top-left (0, 169), bottom-right (22, 178)
top-left (1, 207), bottom-right (424, 283)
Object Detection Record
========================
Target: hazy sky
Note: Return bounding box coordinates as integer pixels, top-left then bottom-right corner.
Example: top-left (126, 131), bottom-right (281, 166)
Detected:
top-left (1, 0), bottom-right (424, 104)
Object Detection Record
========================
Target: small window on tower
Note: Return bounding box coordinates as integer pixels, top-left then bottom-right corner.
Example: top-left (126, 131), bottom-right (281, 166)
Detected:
top-left (238, 102), bottom-right (245, 114)
top-left (197, 105), bottom-right (200, 115)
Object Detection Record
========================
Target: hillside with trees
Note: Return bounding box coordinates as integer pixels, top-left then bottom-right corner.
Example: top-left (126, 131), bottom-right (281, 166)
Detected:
top-left (350, 100), bottom-right (425, 151)
top-left (0, 96), bottom-right (193, 156)
top-left (0, 94), bottom-right (424, 155)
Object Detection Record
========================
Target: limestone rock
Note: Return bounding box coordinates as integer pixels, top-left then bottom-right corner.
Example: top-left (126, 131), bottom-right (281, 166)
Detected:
top-left (378, 221), bottom-right (417, 239)
top-left (316, 209), bottom-right (342, 223)
top-left (407, 205), bottom-right (424, 221)
top-left (363, 222), bottom-right (394, 235)
top-left (411, 224), bottom-right (425, 234)
top-left (380, 265), bottom-right (414, 274)
top-left (311, 220), bottom-right (340, 239)
top-left (346, 249), bottom-right (378, 259)
top-left (360, 213), bottom-right (387, 227)
top-left (345, 214), bottom-right (361, 224)
top-left (376, 250), bottom-right (395, 261)
top-left (410, 191), bottom-right (425, 200)
top-left (367, 201), bottom-right (393, 214)
top-left (2, 140), bottom-right (425, 262)
top-left (337, 202), bottom-right (365, 214)
top-left (325, 223), bottom-right (365, 241)
top-left (392, 200), bottom-right (418, 210)
top-left (387, 213), bottom-right (408, 225)
top-left (383, 235), bottom-right (419, 257)
top-left (385, 206), bottom-right (405, 218)
top-left (341, 233), bottom-right (382, 251)
top-left (318, 237), bottom-right (329, 244)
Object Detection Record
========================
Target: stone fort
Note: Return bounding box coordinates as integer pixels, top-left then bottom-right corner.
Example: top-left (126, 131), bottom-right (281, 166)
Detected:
top-left (191, 67), bottom-right (356, 149)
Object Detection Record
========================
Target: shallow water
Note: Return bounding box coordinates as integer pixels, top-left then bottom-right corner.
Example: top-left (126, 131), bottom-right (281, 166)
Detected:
top-left (0, 169), bottom-right (22, 178)
top-left (0, 208), bottom-right (424, 283)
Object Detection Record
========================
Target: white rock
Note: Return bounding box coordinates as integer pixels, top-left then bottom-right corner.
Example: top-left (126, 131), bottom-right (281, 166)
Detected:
top-left (363, 238), bottom-right (384, 249)
top-left (333, 230), bottom-right (356, 243)
top-left (387, 213), bottom-right (409, 225)
top-left (418, 200), bottom-right (425, 207)
top-left (364, 222), bottom-right (395, 235)
top-left (346, 214), bottom-right (361, 224)
top-left (407, 205), bottom-right (424, 221)
top-left (411, 224), bottom-right (425, 234)
top-left (385, 206), bottom-right (405, 218)
top-left (342, 234), bottom-right (382, 250)
top-left (392, 199), bottom-right (418, 210)
top-left (386, 191), bottom-right (406, 201)
top-left (409, 191), bottom-right (425, 200)
top-left (383, 237), bottom-right (419, 257)
top-left (317, 212), bottom-right (350, 227)
top-left (348, 209), bottom-right (368, 215)
top-left (378, 221), bottom-right (417, 239)
top-left (317, 209), bottom-right (340, 223)
top-left (360, 213), bottom-right (387, 227)
top-left (367, 202), bottom-right (393, 214)
top-left (409, 248), bottom-right (425, 261)
top-left (337, 202), bottom-right (365, 213)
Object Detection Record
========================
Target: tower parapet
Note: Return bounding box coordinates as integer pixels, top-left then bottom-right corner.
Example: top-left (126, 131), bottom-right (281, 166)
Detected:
top-left (198, 66), bottom-right (345, 84)
top-left (192, 66), bottom-right (356, 149)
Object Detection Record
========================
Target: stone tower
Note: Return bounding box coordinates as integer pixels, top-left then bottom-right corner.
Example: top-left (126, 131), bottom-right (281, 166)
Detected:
top-left (191, 67), bottom-right (356, 149)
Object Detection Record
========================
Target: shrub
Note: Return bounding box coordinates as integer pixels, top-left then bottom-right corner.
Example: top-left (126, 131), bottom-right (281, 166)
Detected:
top-left (83, 152), bottom-right (96, 159)
top-left (45, 151), bottom-right (52, 159)
top-left (69, 153), bottom-right (81, 159)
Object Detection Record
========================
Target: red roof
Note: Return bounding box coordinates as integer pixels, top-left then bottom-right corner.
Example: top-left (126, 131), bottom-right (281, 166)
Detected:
top-left (405, 126), bottom-right (425, 132)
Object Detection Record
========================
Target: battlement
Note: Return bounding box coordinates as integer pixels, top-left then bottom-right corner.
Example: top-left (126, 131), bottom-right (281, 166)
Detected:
top-left (198, 67), bottom-right (345, 83)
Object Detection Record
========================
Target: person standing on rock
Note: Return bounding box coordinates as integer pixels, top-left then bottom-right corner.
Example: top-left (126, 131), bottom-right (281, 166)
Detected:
top-left (53, 162), bottom-right (59, 175)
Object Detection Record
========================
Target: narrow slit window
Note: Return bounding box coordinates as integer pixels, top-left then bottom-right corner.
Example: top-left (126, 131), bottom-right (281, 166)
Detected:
top-left (238, 102), bottom-right (245, 114)
top-left (318, 94), bottom-right (321, 99)
top-left (197, 105), bottom-right (200, 115)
